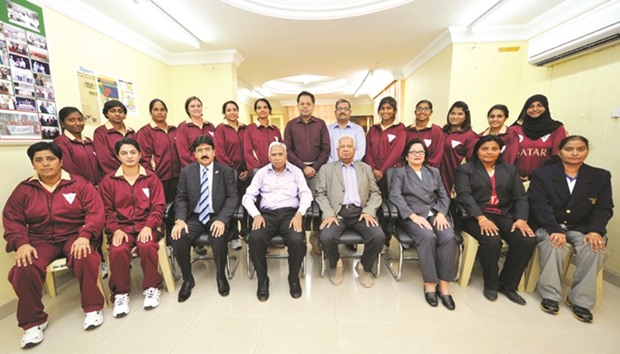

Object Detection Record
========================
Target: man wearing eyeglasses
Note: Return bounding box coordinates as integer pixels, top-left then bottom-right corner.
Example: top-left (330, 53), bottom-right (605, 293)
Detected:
top-left (327, 99), bottom-right (366, 163)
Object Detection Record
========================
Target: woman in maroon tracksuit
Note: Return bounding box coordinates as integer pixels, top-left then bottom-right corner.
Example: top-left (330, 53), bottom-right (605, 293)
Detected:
top-left (215, 100), bottom-right (248, 249)
top-left (438, 101), bottom-right (479, 194)
top-left (364, 96), bottom-right (407, 195)
top-left (53, 107), bottom-right (102, 186)
top-left (244, 98), bottom-right (282, 171)
top-left (98, 138), bottom-right (166, 317)
top-left (3, 142), bottom-right (105, 348)
top-left (176, 96), bottom-right (216, 167)
top-left (93, 100), bottom-right (137, 175)
top-left (136, 99), bottom-right (181, 203)
top-left (479, 104), bottom-right (518, 165)
top-left (405, 99), bottom-right (444, 168)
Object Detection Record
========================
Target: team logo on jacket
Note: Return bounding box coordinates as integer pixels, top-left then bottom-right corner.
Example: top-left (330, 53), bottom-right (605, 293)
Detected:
top-left (424, 139), bottom-right (432, 147)
top-left (142, 188), bottom-right (150, 198)
top-left (541, 134), bottom-right (551, 142)
top-left (518, 134), bottom-right (524, 143)
top-left (451, 140), bottom-right (461, 148)
top-left (63, 193), bottom-right (76, 204)
top-left (387, 134), bottom-right (396, 143)
top-left (589, 197), bottom-right (597, 205)
top-left (209, 131), bottom-right (214, 136)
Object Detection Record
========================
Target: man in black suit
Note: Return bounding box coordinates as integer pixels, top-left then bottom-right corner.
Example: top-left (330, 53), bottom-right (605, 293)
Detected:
top-left (170, 135), bottom-right (238, 302)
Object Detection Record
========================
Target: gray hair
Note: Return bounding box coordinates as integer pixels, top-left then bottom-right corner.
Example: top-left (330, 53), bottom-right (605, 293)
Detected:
top-left (335, 98), bottom-right (351, 109)
top-left (337, 135), bottom-right (355, 148)
top-left (268, 141), bottom-right (287, 154)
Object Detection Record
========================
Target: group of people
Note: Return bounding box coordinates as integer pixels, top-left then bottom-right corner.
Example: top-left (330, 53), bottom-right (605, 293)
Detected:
top-left (2, 91), bottom-right (613, 349)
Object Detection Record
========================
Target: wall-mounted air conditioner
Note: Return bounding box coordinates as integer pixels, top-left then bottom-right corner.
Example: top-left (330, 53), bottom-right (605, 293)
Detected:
top-left (527, 1), bottom-right (620, 66)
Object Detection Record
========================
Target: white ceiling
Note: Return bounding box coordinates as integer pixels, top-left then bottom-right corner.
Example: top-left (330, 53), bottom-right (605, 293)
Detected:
top-left (39, 0), bottom-right (613, 105)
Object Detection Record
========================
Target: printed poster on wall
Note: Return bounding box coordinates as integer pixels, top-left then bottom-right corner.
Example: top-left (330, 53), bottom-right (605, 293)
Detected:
top-left (118, 79), bottom-right (136, 114)
top-left (76, 67), bottom-right (99, 125)
top-left (0, 0), bottom-right (57, 141)
top-left (97, 74), bottom-right (119, 107)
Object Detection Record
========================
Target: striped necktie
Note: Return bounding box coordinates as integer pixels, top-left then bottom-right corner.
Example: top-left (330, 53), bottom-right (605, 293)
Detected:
top-left (198, 167), bottom-right (210, 224)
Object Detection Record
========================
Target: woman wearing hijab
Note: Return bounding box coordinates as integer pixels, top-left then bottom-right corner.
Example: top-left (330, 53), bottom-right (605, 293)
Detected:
top-left (509, 94), bottom-right (567, 180)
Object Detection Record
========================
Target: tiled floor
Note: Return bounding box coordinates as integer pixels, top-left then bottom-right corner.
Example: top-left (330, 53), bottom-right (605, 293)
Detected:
top-left (1, 244), bottom-right (619, 353)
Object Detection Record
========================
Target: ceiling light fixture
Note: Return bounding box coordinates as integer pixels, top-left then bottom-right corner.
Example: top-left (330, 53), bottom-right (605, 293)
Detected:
top-left (134, 0), bottom-right (201, 49)
top-left (221, 0), bottom-right (415, 20)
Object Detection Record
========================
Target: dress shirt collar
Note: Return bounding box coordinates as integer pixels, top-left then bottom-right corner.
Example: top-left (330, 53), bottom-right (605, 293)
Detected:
top-left (63, 129), bottom-right (83, 142)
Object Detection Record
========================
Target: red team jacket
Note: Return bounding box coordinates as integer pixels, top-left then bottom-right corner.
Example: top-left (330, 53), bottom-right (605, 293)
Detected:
top-left (136, 122), bottom-right (181, 182)
top-left (176, 120), bottom-right (216, 167)
top-left (365, 123), bottom-right (407, 174)
top-left (54, 133), bottom-right (102, 186)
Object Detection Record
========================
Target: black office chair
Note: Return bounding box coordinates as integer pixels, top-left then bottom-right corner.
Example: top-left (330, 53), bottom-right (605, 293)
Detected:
top-left (382, 167), bottom-right (464, 281)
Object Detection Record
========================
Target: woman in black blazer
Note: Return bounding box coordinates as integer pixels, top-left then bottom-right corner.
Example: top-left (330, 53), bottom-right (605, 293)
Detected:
top-left (528, 135), bottom-right (613, 323)
top-left (455, 135), bottom-right (536, 304)
top-left (390, 139), bottom-right (457, 310)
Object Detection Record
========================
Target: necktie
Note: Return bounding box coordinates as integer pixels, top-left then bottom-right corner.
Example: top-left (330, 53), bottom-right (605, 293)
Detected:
top-left (198, 167), bottom-right (210, 224)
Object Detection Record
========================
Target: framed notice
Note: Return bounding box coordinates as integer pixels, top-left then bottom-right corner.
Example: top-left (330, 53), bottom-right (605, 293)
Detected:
top-left (0, 0), bottom-right (58, 142)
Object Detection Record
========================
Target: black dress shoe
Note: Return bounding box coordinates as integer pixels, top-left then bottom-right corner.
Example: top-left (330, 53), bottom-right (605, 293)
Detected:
top-left (437, 286), bottom-right (455, 311)
top-left (565, 297), bottom-right (593, 323)
top-left (194, 245), bottom-right (207, 256)
top-left (499, 285), bottom-right (526, 305)
top-left (217, 277), bottom-right (230, 297)
top-left (257, 279), bottom-right (269, 302)
top-left (178, 280), bottom-right (195, 302)
top-left (483, 288), bottom-right (498, 301)
top-left (289, 279), bottom-right (302, 299)
top-left (424, 289), bottom-right (438, 307)
top-left (540, 298), bottom-right (559, 314)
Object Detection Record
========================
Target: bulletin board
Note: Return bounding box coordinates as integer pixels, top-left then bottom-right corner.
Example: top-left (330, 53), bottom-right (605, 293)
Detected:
top-left (0, 0), bottom-right (58, 142)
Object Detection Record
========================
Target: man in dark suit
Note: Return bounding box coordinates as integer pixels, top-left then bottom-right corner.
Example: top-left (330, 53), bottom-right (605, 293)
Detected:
top-left (170, 135), bottom-right (238, 302)
top-left (315, 135), bottom-right (384, 287)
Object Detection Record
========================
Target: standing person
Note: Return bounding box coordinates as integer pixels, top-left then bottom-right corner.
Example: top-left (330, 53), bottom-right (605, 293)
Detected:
top-left (242, 142), bottom-right (312, 301)
top-left (455, 135), bottom-right (536, 304)
top-left (170, 136), bottom-right (238, 302)
top-left (529, 135), bottom-right (613, 323)
top-left (315, 136), bottom-right (384, 288)
top-left (389, 139), bottom-right (457, 310)
top-left (327, 99), bottom-right (366, 162)
top-left (244, 98), bottom-right (282, 172)
top-left (439, 101), bottom-right (479, 193)
top-left (93, 100), bottom-right (136, 175)
top-left (136, 98), bottom-right (181, 204)
top-left (53, 106), bottom-right (102, 186)
top-left (479, 104), bottom-right (518, 164)
top-left (284, 91), bottom-right (330, 254)
top-left (176, 96), bottom-right (216, 167)
top-left (99, 138), bottom-right (166, 317)
top-left (405, 99), bottom-right (444, 168)
top-left (3, 142), bottom-right (105, 349)
top-left (215, 100), bottom-right (247, 250)
top-left (364, 96), bottom-right (407, 253)
top-left (509, 94), bottom-right (568, 180)
top-left (364, 96), bottom-right (407, 195)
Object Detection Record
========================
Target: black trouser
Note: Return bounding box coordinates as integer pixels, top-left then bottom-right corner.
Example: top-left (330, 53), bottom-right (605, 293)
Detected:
top-left (319, 205), bottom-right (385, 272)
top-left (171, 214), bottom-right (229, 283)
top-left (248, 207), bottom-right (307, 282)
top-left (461, 213), bottom-right (536, 290)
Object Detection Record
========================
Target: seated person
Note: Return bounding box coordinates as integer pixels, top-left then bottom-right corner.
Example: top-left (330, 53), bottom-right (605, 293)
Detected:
top-left (98, 138), bottom-right (166, 317)
top-left (389, 139), bottom-right (457, 310)
top-left (3, 142), bottom-right (105, 349)
top-left (242, 142), bottom-right (312, 301)
top-left (455, 135), bottom-right (536, 305)
top-left (315, 135), bottom-right (384, 288)
top-left (528, 135), bottom-right (613, 323)
top-left (170, 136), bottom-right (238, 302)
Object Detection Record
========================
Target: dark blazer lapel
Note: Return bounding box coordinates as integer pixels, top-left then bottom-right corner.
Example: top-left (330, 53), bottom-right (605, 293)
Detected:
top-left (550, 163), bottom-right (571, 205)
top-left (567, 164), bottom-right (593, 208)
top-left (212, 162), bottom-right (222, 195)
top-left (416, 166), bottom-right (435, 194)
top-left (473, 161), bottom-right (492, 189)
top-left (188, 163), bottom-right (201, 210)
top-left (336, 162), bottom-right (345, 189)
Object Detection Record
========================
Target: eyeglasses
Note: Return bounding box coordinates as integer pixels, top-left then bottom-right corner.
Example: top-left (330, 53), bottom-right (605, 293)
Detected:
top-left (415, 107), bottom-right (431, 112)
top-left (336, 107), bottom-right (350, 112)
top-left (408, 150), bottom-right (425, 155)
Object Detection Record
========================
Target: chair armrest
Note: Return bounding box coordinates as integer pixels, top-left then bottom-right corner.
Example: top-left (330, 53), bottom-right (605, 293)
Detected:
top-left (163, 202), bottom-right (174, 222)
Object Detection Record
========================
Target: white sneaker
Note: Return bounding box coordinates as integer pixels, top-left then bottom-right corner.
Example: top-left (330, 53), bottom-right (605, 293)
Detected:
top-left (143, 287), bottom-right (161, 310)
top-left (113, 294), bottom-right (130, 318)
top-left (101, 262), bottom-right (109, 279)
top-left (83, 310), bottom-right (103, 330)
top-left (381, 245), bottom-right (389, 255)
top-left (21, 322), bottom-right (47, 348)
top-left (230, 239), bottom-right (242, 251)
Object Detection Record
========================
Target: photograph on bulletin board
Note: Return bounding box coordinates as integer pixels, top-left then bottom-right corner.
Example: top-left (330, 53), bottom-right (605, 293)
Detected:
top-left (0, 0), bottom-right (57, 141)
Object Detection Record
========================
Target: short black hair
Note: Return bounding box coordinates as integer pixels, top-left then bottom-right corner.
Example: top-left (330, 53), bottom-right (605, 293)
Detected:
top-left (402, 138), bottom-right (428, 164)
top-left (27, 142), bottom-right (62, 162)
top-left (559, 135), bottom-right (589, 150)
top-left (254, 98), bottom-right (272, 112)
top-left (191, 135), bottom-right (215, 152)
top-left (297, 91), bottom-right (315, 104)
top-left (58, 106), bottom-right (83, 123)
top-left (471, 135), bottom-right (504, 163)
top-left (102, 100), bottom-right (127, 117)
top-left (115, 137), bottom-right (141, 155)
top-left (222, 100), bottom-right (239, 114)
top-left (149, 98), bottom-right (168, 112)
